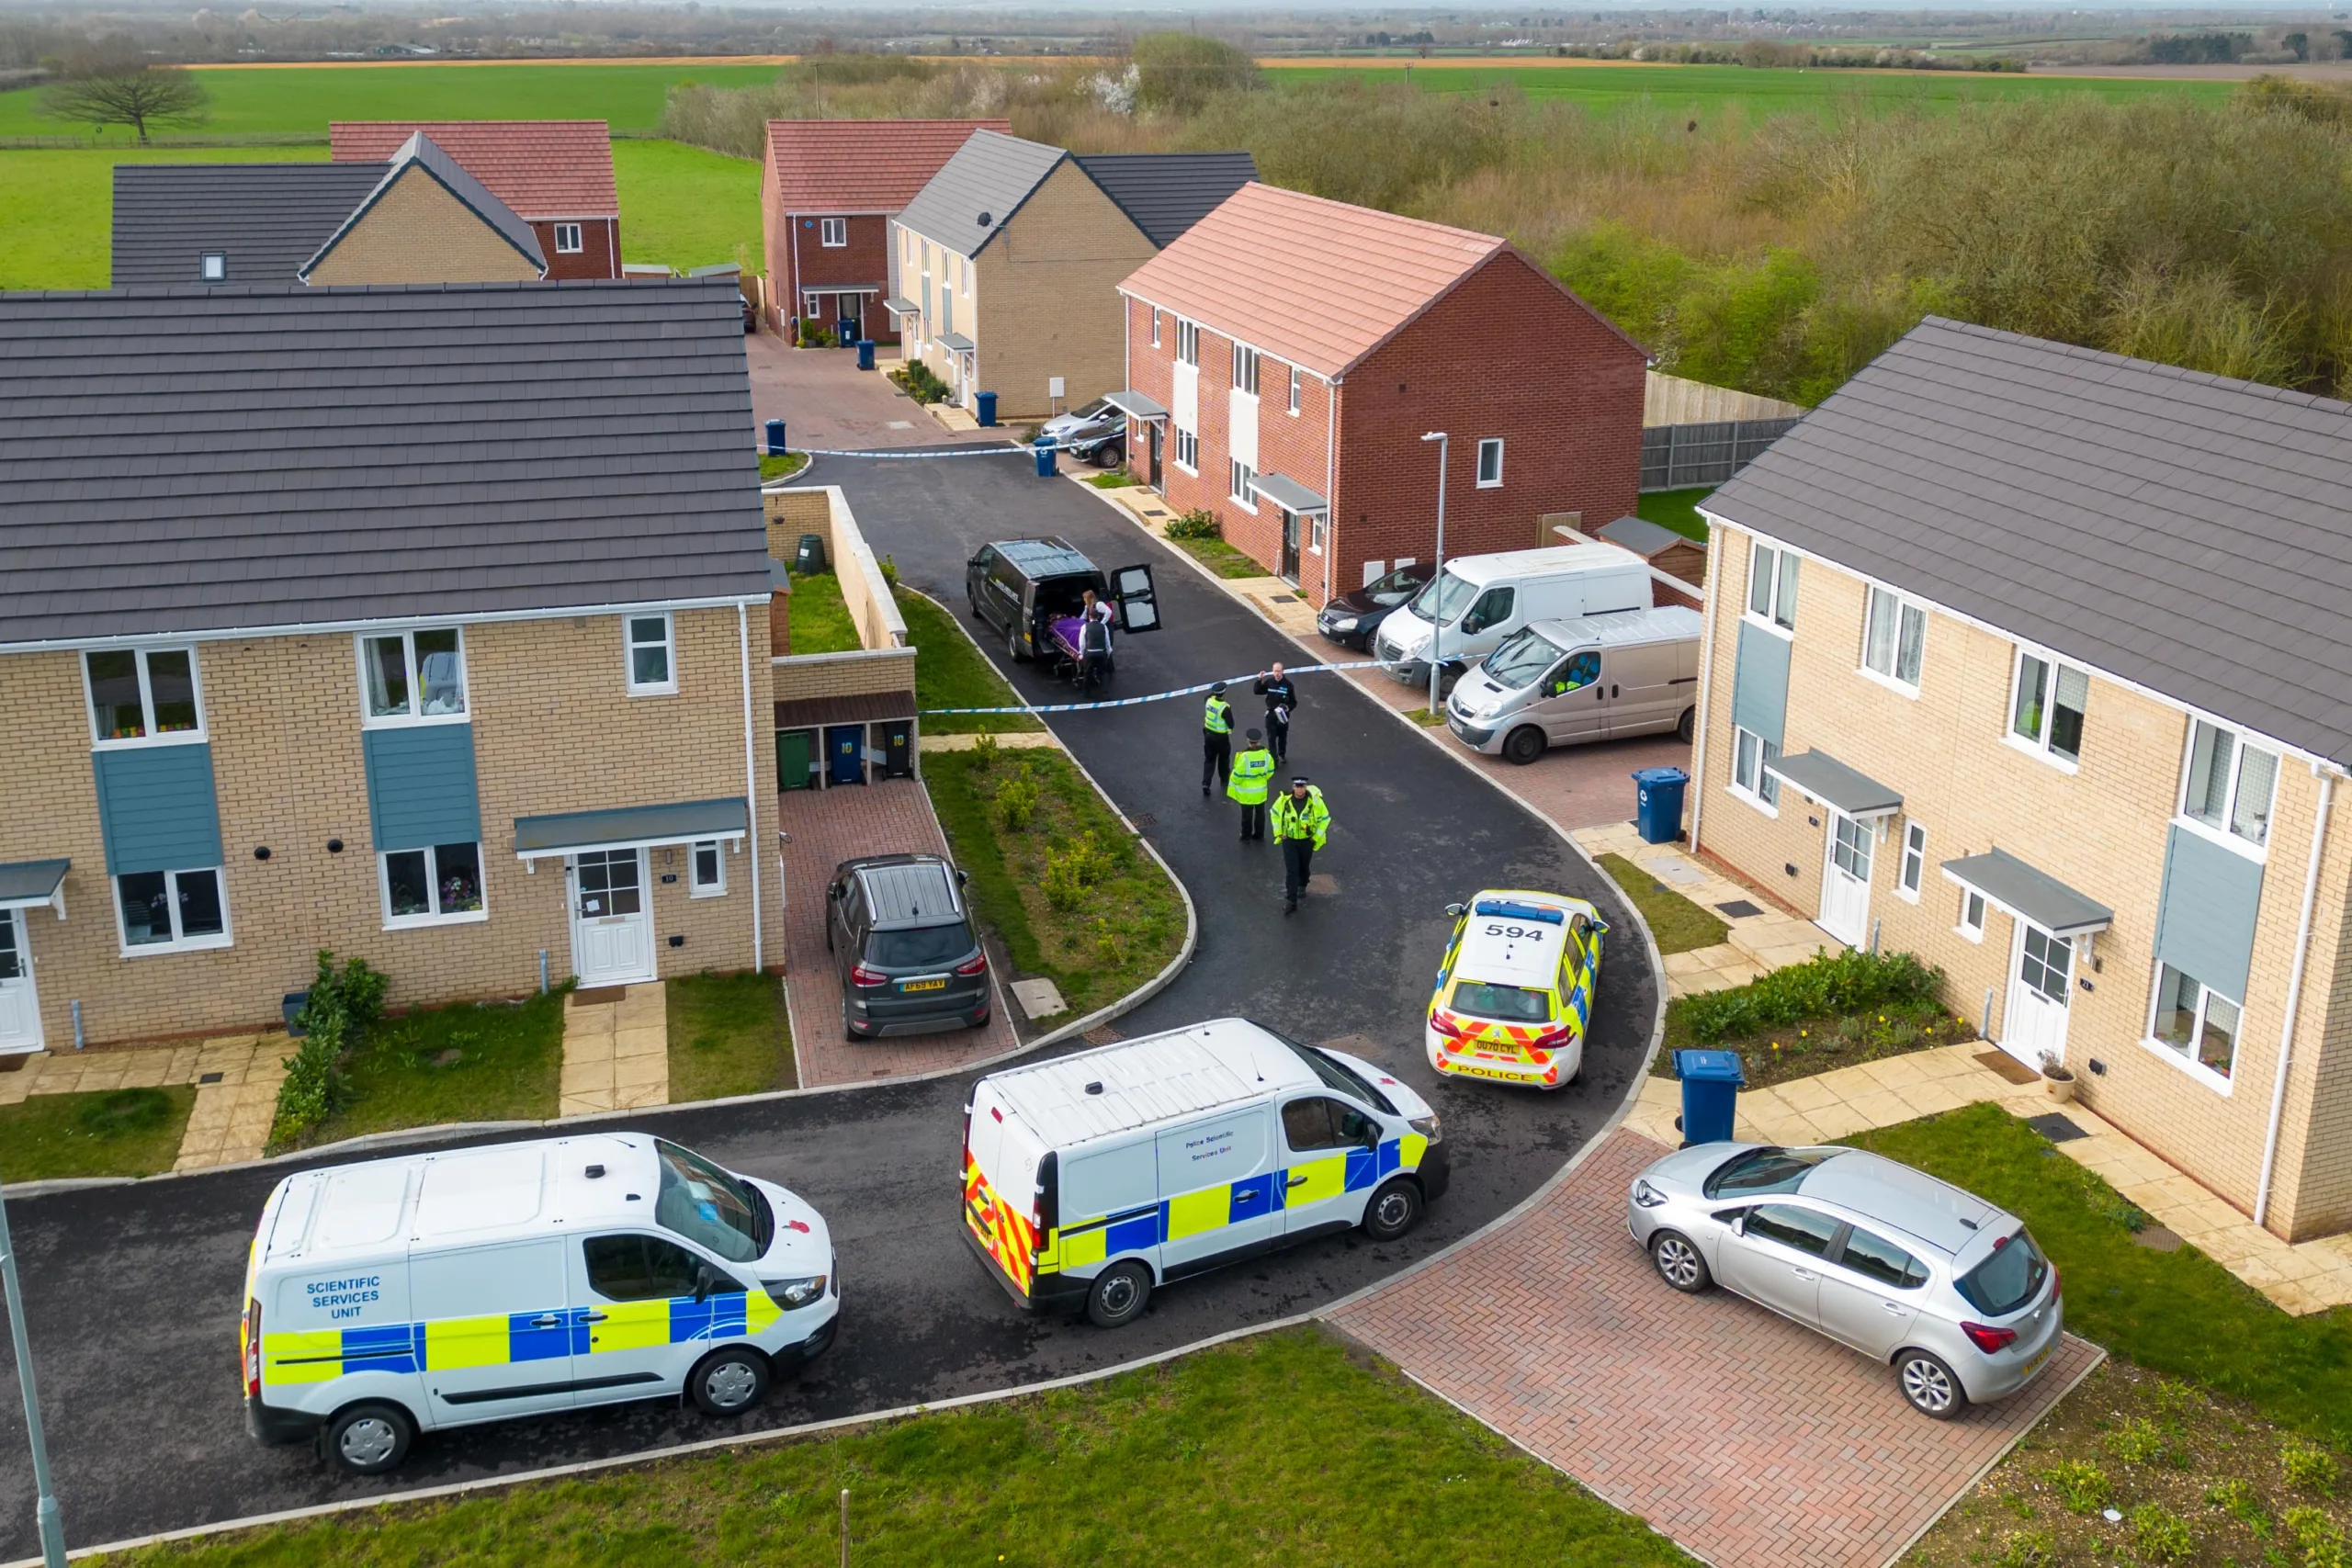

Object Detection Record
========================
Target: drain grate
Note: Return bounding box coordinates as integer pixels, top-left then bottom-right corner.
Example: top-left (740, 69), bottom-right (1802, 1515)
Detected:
top-left (198, 1071), bottom-right (224, 1085)
top-left (1270, 593), bottom-right (1297, 604)
top-left (1714, 899), bottom-right (1763, 919)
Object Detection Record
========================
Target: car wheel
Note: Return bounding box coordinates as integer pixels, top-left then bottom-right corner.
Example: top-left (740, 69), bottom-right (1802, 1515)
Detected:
top-left (1501, 726), bottom-right (1546, 766)
top-left (1091, 444), bottom-right (1123, 468)
top-left (690, 1346), bottom-right (771, 1416)
top-left (1086, 1260), bottom-right (1152, 1328)
top-left (1677, 705), bottom-right (1696, 743)
top-left (1363, 1178), bottom-right (1424, 1242)
top-left (1895, 1348), bottom-right (1969, 1420)
top-left (1649, 1231), bottom-right (1712, 1293)
top-left (323, 1402), bottom-right (413, 1476)
top-left (1007, 621), bottom-right (1028, 663)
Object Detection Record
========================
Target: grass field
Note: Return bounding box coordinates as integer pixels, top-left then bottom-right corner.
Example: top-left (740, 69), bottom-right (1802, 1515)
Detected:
top-left (0, 1086), bottom-right (197, 1182)
top-left (611, 138), bottom-right (759, 273)
top-left (665, 970), bottom-right (795, 1101)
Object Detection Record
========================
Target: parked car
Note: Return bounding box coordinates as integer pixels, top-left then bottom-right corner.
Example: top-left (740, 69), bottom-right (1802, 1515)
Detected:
top-left (827, 853), bottom-right (991, 1039)
top-left (1627, 1143), bottom-right (2064, 1419)
top-left (1315, 560), bottom-right (1433, 650)
top-left (1424, 890), bottom-right (1605, 1089)
top-left (243, 1133), bottom-right (837, 1474)
top-left (1446, 608), bottom-right (1702, 763)
top-left (740, 292), bottom-right (757, 333)
top-left (1374, 543), bottom-right (1652, 690)
top-left (1037, 398), bottom-right (1125, 466)
top-left (966, 537), bottom-right (1162, 663)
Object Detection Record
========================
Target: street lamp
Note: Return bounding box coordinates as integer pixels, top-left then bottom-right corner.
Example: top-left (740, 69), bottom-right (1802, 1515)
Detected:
top-left (0, 1182), bottom-right (67, 1568)
top-left (1420, 431), bottom-right (1448, 717)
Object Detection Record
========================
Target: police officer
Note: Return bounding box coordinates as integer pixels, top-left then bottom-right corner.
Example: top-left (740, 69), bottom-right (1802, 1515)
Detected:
top-left (1254, 662), bottom-right (1299, 765)
top-left (1272, 775), bottom-right (1330, 914)
top-left (1201, 682), bottom-right (1234, 795)
top-left (1228, 728), bottom-right (1275, 841)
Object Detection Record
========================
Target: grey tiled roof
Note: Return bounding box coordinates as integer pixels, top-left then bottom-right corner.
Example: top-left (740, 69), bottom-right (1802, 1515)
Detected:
top-left (303, 131), bottom-right (546, 277)
top-left (1070, 152), bottom-right (1258, 248)
top-left (1705, 316), bottom-right (2352, 766)
top-left (895, 130), bottom-right (1068, 258)
top-left (0, 280), bottom-right (768, 646)
top-left (112, 162), bottom-right (389, 286)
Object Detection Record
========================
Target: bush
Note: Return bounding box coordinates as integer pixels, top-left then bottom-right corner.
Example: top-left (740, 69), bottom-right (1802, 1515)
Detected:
top-left (1131, 32), bottom-right (1261, 116)
top-left (994, 767), bottom-right (1041, 830)
top-left (2285, 1506), bottom-right (2347, 1568)
top-left (1996, 1529), bottom-right (2056, 1568)
top-left (890, 361), bottom-right (951, 404)
top-left (968, 732), bottom-right (1001, 771)
top-left (272, 952), bottom-right (389, 1148)
top-left (2284, 1438), bottom-right (2342, 1496)
top-left (1042, 830), bottom-right (1117, 912)
top-left (2107, 1416), bottom-right (2168, 1465)
top-left (797, 318), bottom-right (837, 349)
top-left (2130, 1505), bottom-right (2197, 1564)
top-left (2043, 1459), bottom-right (2111, 1516)
top-left (1165, 508), bottom-right (1223, 541)
top-left (2205, 1477), bottom-right (2266, 1531)
top-left (1678, 948), bottom-right (1942, 1044)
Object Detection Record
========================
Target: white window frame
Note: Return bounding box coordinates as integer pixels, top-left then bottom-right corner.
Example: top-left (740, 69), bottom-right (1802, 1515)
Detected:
top-left (200, 251), bottom-right (226, 281)
top-left (819, 217), bottom-right (847, 248)
top-left (356, 627), bottom-right (469, 728)
top-left (1232, 345), bottom-right (1260, 395)
top-left (85, 645), bottom-right (208, 749)
top-left (1728, 725), bottom-right (1781, 816)
top-left (625, 612), bottom-right (677, 697)
top-left (554, 222), bottom-right (584, 254)
top-left (1955, 887), bottom-right (1986, 942)
top-left (1229, 459), bottom-right (1258, 510)
top-left (2176, 718), bottom-right (2277, 858)
top-left (2006, 645), bottom-right (2088, 773)
top-left (379, 842), bottom-right (489, 930)
top-left (1176, 319), bottom-right (1200, 368)
top-left (1476, 437), bottom-right (1505, 489)
top-left (1172, 426), bottom-right (1199, 474)
top-left (2143, 961), bottom-right (2242, 1095)
top-left (1896, 821), bottom-right (1926, 901)
top-left (690, 839), bottom-right (728, 897)
top-left (1860, 584), bottom-right (1927, 695)
top-left (1149, 308), bottom-right (1160, 347)
top-left (1309, 514), bottom-right (1325, 555)
top-left (112, 866), bottom-right (232, 956)
top-left (1287, 365), bottom-right (1301, 415)
top-left (1746, 541), bottom-right (1798, 635)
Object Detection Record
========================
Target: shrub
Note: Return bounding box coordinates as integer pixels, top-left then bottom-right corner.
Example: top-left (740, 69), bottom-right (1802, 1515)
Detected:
top-left (2043, 1459), bottom-right (2111, 1515)
top-left (994, 768), bottom-right (1041, 830)
top-left (2107, 1416), bottom-right (2168, 1465)
top-left (968, 732), bottom-right (1001, 771)
top-left (797, 318), bottom-right (837, 348)
top-left (890, 362), bottom-right (951, 404)
top-left (271, 952), bottom-right (389, 1148)
top-left (2284, 1439), bottom-right (2342, 1497)
top-left (1042, 830), bottom-right (1117, 912)
top-left (1164, 508), bottom-right (1223, 541)
top-left (1678, 948), bottom-right (1943, 1043)
top-left (2205, 1477), bottom-right (2267, 1533)
top-left (2285, 1506), bottom-right (2347, 1568)
top-left (2130, 1505), bottom-right (2196, 1564)
top-left (1996, 1529), bottom-right (2056, 1568)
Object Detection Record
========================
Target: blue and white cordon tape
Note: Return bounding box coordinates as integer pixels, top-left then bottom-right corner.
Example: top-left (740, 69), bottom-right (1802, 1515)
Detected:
top-left (920, 660), bottom-right (1393, 716)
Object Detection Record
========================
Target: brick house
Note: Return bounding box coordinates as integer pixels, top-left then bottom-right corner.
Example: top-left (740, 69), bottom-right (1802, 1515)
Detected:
top-left (1690, 316), bottom-right (2352, 1243)
top-left (330, 119), bottom-right (623, 280)
top-left (0, 279), bottom-right (774, 1051)
top-left (891, 130), bottom-right (1256, 420)
top-left (1114, 182), bottom-right (1648, 606)
top-left (760, 118), bottom-right (1008, 341)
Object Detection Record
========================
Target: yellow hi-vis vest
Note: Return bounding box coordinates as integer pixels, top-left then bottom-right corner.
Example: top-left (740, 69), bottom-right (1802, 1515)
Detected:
top-left (1272, 786), bottom-right (1330, 849)
top-left (1204, 694), bottom-right (1234, 735)
top-left (1227, 748), bottom-right (1275, 804)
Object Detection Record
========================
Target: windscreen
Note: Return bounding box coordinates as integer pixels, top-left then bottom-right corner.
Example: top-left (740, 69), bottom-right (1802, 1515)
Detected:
top-left (654, 1139), bottom-right (766, 1262)
top-left (1450, 981), bottom-right (1553, 1023)
top-left (1957, 1228), bottom-right (2050, 1316)
top-left (871, 922), bottom-right (978, 969)
top-left (1408, 569), bottom-right (1480, 626)
top-left (1284, 1040), bottom-right (1398, 1115)
top-left (1071, 398), bottom-right (1114, 422)
top-left (1702, 1146), bottom-right (1839, 1200)
top-left (1367, 566), bottom-right (1427, 605)
top-left (1482, 628), bottom-right (1567, 689)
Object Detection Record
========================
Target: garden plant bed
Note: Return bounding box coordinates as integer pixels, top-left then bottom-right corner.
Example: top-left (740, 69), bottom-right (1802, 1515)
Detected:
top-left (1599, 851), bottom-right (1727, 954)
top-left (1169, 532), bottom-right (1266, 580)
top-left (897, 585), bottom-right (1046, 736)
top-left (0, 1085), bottom-right (196, 1182)
top-left (277, 988), bottom-right (564, 1153)
top-left (1652, 948), bottom-right (1974, 1089)
top-left (784, 569), bottom-right (859, 655)
top-left (759, 451), bottom-right (809, 482)
top-left (666, 970), bottom-right (796, 1101)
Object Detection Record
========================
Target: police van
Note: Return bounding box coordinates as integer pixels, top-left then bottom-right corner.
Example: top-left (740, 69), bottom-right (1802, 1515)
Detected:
top-left (1425, 890), bottom-right (1608, 1089)
top-left (962, 1019), bottom-right (1448, 1328)
top-left (241, 1133), bottom-right (838, 1474)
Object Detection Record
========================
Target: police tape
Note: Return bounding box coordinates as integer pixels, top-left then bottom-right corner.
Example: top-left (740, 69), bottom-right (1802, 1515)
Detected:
top-left (778, 444), bottom-right (1033, 460)
top-left (918, 660), bottom-right (1396, 716)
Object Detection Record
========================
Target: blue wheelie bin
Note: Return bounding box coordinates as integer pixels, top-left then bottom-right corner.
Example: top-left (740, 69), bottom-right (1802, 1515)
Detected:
top-left (1672, 1049), bottom-right (1746, 1146)
top-left (976, 389), bottom-right (1000, 427)
top-left (1033, 433), bottom-right (1057, 478)
top-left (855, 339), bottom-right (876, 371)
top-left (1632, 765), bottom-right (1689, 844)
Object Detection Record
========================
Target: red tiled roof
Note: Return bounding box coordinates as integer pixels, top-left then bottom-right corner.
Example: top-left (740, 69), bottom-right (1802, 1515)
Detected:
top-left (764, 118), bottom-right (1011, 213)
top-left (329, 120), bottom-right (616, 219)
top-left (1119, 182), bottom-right (1507, 379)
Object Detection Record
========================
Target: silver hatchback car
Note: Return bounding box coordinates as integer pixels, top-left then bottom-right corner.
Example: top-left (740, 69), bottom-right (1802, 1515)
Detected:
top-left (1627, 1143), bottom-right (2063, 1418)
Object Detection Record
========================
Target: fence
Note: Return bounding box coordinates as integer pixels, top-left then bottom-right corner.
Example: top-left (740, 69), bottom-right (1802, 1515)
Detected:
top-left (1640, 417), bottom-right (1802, 493)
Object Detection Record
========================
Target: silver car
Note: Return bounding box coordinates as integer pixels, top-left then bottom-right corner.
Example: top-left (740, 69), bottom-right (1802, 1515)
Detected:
top-left (1627, 1143), bottom-right (2063, 1418)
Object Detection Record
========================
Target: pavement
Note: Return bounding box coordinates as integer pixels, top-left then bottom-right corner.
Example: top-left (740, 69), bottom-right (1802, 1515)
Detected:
top-left (557, 982), bottom-right (668, 1115)
top-left (0, 1033), bottom-right (289, 1172)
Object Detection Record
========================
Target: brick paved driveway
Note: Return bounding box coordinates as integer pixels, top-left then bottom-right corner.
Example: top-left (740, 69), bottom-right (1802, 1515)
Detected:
top-left (778, 782), bottom-right (1019, 1088)
top-left (1330, 1128), bottom-right (2100, 1568)
top-left (748, 333), bottom-right (1006, 454)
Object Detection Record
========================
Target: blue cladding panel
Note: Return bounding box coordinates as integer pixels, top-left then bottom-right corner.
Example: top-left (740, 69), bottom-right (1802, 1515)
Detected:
top-left (2153, 824), bottom-right (2266, 1001)
top-left (506, 1311), bottom-right (570, 1363)
top-left (1730, 620), bottom-right (1791, 748)
top-left (1106, 1213), bottom-right (1159, 1255)
top-left (363, 725), bottom-right (481, 852)
top-left (1227, 1179), bottom-right (1273, 1224)
top-left (1344, 1147), bottom-right (1379, 1192)
top-left (93, 743), bottom-right (222, 875)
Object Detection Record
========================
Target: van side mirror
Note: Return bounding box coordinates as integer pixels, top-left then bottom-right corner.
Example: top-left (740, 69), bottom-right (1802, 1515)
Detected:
top-left (1444, 902), bottom-right (1467, 918)
top-left (956, 869), bottom-right (970, 886)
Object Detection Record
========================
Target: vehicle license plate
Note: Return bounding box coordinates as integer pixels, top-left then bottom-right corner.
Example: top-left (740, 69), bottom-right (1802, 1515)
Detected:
top-left (902, 977), bottom-right (947, 992)
top-left (2020, 1344), bottom-right (2053, 1381)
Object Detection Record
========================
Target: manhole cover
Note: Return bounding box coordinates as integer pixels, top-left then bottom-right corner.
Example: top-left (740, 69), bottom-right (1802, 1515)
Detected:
top-left (2132, 1225), bottom-right (2185, 1253)
top-left (1270, 593), bottom-right (1297, 604)
top-left (197, 1071), bottom-right (224, 1085)
top-left (1714, 899), bottom-right (1763, 919)
top-left (2026, 1112), bottom-right (2088, 1143)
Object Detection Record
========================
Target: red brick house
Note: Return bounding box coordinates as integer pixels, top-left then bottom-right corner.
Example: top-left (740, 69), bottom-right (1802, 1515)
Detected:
top-left (330, 120), bottom-right (622, 280)
top-left (761, 118), bottom-right (1008, 340)
top-left (1115, 183), bottom-right (1648, 606)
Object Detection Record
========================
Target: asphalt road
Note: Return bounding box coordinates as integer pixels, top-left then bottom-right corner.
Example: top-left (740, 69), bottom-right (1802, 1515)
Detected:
top-left (0, 450), bottom-right (1659, 1559)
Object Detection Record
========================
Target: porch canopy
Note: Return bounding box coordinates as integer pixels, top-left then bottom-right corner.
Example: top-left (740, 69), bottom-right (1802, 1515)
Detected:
top-left (1940, 847), bottom-right (2112, 938)
top-left (0, 858), bottom-right (68, 914)
top-left (933, 332), bottom-right (974, 354)
top-left (1763, 750), bottom-right (1901, 819)
top-left (514, 797), bottom-right (748, 863)
top-left (1253, 472), bottom-right (1329, 517)
top-left (1102, 389), bottom-right (1169, 423)
top-left (883, 296), bottom-right (920, 317)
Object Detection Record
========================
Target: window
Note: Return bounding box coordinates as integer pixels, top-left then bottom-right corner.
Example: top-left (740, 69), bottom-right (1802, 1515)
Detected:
top-left (554, 222), bottom-right (583, 254)
top-left (626, 614), bottom-right (675, 695)
top-left (85, 648), bottom-right (204, 745)
top-left (690, 840), bottom-right (726, 897)
top-left (1898, 822), bottom-right (1926, 899)
top-left (1281, 1096), bottom-right (1379, 1152)
top-left (1702, 1145), bottom-right (1836, 1199)
top-left (200, 252), bottom-right (226, 282)
top-left (1747, 542), bottom-right (1798, 631)
top-left (1955, 1229), bottom-right (2048, 1316)
top-left (359, 628), bottom-right (467, 724)
top-left (116, 867), bottom-right (228, 953)
top-left (583, 1234), bottom-right (713, 1302)
top-left (1232, 345), bottom-right (1259, 395)
top-left (1837, 1225), bottom-right (1929, 1290)
top-left (2010, 650), bottom-right (2087, 765)
top-left (1731, 727), bottom-right (1781, 809)
top-left (1310, 514), bottom-right (1325, 553)
top-left (1958, 888), bottom-right (1986, 941)
top-left (1229, 459), bottom-right (1257, 506)
top-left (1176, 319), bottom-right (1200, 367)
top-left (818, 217), bottom-right (847, 248)
top-left (653, 1138), bottom-right (764, 1262)
top-left (1173, 427), bottom-right (1198, 471)
top-left (2019, 926), bottom-right (2071, 1009)
top-left (1287, 365), bottom-right (1301, 414)
top-left (1862, 586), bottom-right (1925, 689)
top-left (1744, 1203), bottom-right (1842, 1257)
top-left (2150, 964), bottom-right (2242, 1082)
top-left (1149, 309), bottom-right (1160, 347)
top-left (381, 842), bottom-right (484, 927)
top-left (2181, 719), bottom-right (2277, 849)
top-left (1476, 437), bottom-right (1504, 489)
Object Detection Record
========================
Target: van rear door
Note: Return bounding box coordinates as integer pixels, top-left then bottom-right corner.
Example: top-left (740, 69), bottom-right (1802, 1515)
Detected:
top-left (965, 1086), bottom-right (1048, 1297)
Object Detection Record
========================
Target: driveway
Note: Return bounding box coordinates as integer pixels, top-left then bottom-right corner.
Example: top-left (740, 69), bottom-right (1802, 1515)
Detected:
top-left (746, 333), bottom-right (1003, 454)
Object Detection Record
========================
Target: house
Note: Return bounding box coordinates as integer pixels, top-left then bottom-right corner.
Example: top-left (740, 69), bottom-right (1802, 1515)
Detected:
top-left (330, 119), bottom-right (623, 280)
top-left (0, 278), bottom-right (775, 1051)
top-left (890, 130), bottom-right (1257, 419)
top-left (760, 118), bottom-right (1009, 341)
top-left (301, 133), bottom-right (546, 285)
top-left (1689, 315), bottom-right (2352, 1244)
top-left (1114, 182), bottom-right (1648, 605)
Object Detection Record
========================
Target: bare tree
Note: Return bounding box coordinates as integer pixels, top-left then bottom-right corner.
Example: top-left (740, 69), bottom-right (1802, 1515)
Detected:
top-left (42, 50), bottom-right (208, 144)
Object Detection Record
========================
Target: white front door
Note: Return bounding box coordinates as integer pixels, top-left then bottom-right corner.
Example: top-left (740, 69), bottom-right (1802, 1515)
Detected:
top-left (570, 849), bottom-right (654, 987)
top-left (2002, 919), bottom-right (2073, 1069)
top-left (0, 909), bottom-right (43, 1053)
top-left (1816, 812), bottom-right (1873, 947)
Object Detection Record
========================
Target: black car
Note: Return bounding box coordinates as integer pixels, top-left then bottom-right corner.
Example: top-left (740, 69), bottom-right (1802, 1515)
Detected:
top-left (826, 854), bottom-right (990, 1039)
top-left (967, 536), bottom-right (1162, 663)
top-left (1316, 560), bottom-right (1435, 649)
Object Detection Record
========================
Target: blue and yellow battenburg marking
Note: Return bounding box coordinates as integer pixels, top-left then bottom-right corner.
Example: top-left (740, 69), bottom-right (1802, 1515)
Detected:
top-left (262, 1292), bottom-right (783, 1385)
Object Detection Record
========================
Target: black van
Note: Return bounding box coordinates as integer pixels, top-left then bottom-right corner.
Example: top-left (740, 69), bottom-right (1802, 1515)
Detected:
top-left (966, 536), bottom-right (1162, 662)
top-left (826, 854), bottom-right (990, 1039)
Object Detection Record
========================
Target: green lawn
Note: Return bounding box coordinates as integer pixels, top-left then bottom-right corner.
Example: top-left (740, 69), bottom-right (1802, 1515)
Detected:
top-left (1635, 486), bottom-right (1714, 543)
top-left (103, 1325), bottom-right (1690, 1566)
top-left (0, 1086), bottom-right (196, 1182)
top-left (612, 137), bottom-right (761, 274)
top-left (1170, 533), bottom-right (1271, 579)
top-left (758, 452), bottom-right (808, 481)
top-left (784, 570), bottom-right (861, 655)
top-left (896, 586), bottom-right (1045, 735)
top-left (284, 988), bottom-right (565, 1152)
top-left (1598, 852), bottom-right (1727, 955)
top-left (665, 970), bottom-right (795, 1102)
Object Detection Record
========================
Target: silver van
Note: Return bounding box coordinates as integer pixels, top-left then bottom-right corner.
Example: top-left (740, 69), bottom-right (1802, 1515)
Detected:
top-left (1374, 543), bottom-right (1653, 689)
top-left (1445, 609), bottom-right (1702, 764)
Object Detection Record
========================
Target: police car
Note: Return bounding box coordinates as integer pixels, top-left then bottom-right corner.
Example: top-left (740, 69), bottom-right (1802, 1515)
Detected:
top-left (1425, 889), bottom-right (1606, 1089)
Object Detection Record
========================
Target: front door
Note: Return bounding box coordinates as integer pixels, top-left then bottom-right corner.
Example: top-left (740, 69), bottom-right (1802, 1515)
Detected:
top-left (1716, 1202), bottom-right (1838, 1326)
top-left (568, 1232), bottom-right (733, 1409)
top-left (2002, 919), bottom-right (2073, 1069)
top-left (1279, 510), bottom-right (1300, 582)
top-left (1145, 423), bottom-right (1161, 488)
top-left (0, 909), bottom-right (43, 1053)
top-left (1817, 812), bottom-right (1873, 947)
top-left (571, 849), bottom-right (653, 987)
top-left (1536, 650), bottom-right (1609, 743)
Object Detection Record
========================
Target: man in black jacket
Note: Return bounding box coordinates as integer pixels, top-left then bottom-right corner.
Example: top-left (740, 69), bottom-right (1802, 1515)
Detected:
top-left (1254, 662), bottom-right (1298, 765)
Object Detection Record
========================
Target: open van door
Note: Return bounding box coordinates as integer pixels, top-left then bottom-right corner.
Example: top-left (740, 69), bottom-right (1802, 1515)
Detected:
top-left (1112, 564), bottom-right (1161, 634)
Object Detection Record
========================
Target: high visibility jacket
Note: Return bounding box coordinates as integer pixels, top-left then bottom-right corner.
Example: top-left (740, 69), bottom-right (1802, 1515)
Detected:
top-left (1204, 695), bottom-right (1234, 736)
top-left (1272, 786), bottom-right (1329, 849)
top-left (1227, 748), bottom-right (1275, 804)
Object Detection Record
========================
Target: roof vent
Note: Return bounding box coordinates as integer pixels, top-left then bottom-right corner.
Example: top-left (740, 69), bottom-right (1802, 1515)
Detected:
top-left (584, 1164), bottom-right (606, 1179)
top-left (1084, 1081), bottom-right (1104, 1095)
top-left (977, 210), bottom-right (992, 228)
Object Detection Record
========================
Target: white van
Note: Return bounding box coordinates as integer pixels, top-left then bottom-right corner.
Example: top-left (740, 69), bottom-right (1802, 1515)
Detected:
top-left (241, 1133), bottom-right (838, 1474)
top-left (1374, 542), bottom-right (1654, 686)
top-left (1446, 608), bottom-right (1704, 763)
top-left (962, 1019), bottom-right (1448, 1327)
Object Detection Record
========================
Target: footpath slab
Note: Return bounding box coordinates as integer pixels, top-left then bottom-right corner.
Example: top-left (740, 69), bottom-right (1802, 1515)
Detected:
top-left (559, 981), bottom-right (669, 1116)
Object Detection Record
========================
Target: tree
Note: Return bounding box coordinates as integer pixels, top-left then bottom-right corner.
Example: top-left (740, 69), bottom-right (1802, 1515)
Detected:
top-left (1129, 32), bottom-right (1259, 117)
top-left (41, 50), bottom-right (209, 144)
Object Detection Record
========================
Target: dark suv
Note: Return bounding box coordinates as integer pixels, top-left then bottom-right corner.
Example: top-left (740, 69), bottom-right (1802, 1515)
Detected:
top-left (967, 537), bottom-right (1162, 662)
top-left (826, 854), bottom-right (990, 1039)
